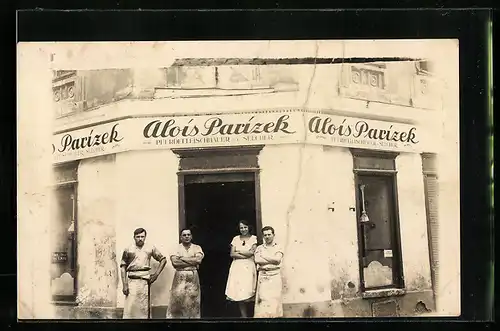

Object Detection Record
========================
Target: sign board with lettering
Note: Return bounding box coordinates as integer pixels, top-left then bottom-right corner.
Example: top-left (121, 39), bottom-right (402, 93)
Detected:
top-left (305, 113), bottom-right (421, 151)
top-left (52, 252), bottom-right (68, 264)
top-left (53, 121), bottom-right (127, 164)
top-left (384, 249), bottom-right (393, 258)
top-left (52, 110), bottom-right (435, 164)
top-left (138, 112), bottom-right (304, 151)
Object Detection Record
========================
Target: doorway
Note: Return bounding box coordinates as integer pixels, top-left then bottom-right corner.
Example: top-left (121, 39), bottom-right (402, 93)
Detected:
top-left (182, 172), bottom-right (260, 318)
top-left (356, 174), bottom-right (403, 290)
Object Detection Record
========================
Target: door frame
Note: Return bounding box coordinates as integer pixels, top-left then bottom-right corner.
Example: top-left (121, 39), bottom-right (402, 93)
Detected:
top-left (177, 168), bottom-right (263, 243)
top-left (354, 170), bottom-right (405, 292)
top-left (174, 145), bottom-right (264, 243)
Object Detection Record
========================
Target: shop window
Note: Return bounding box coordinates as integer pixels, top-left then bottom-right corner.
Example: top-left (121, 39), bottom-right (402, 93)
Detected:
top-left (51, 164), bottom-right (78, 302)
top-left (352, 149), bottom-right (404, 291)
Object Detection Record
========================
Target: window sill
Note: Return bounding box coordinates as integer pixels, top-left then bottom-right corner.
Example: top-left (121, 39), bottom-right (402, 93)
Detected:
top-left (362, 288), bottom-right (406, 299)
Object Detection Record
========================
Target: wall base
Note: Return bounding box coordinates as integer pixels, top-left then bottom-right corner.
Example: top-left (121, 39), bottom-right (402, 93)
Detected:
top-left (54, 291), bottom-right (434, 319)
top-left (283, 290), bottom-right (435, 318)
top-left (54, 305), bottom-right (168, 319)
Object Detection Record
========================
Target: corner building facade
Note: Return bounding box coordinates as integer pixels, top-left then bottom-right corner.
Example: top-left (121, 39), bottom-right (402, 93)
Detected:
top-left (50, 60), bottom-right (442, 318)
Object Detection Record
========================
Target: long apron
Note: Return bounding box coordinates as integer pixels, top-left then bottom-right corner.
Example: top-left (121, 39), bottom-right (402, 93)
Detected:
top-left (254, 269), bottom-right (284, 318)
top-left (225, 258), bottom-right (257, 302)
top-left (123, 277), bottom-right (149, 319)
top-left (166, 269), bottom-right (201, 319)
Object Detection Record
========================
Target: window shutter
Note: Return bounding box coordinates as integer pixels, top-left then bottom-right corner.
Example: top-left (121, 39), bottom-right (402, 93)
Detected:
top-left (424, 174), bottom-right (439, 292)
top-left (422, 153), bottom-right (439, 296)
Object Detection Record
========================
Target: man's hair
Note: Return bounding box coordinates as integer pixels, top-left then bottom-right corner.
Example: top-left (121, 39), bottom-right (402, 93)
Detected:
top-left (180, 228), bottom-right (192, 236)
top-left (133, 228), bottom-right (147, 236)
top-left (261, 226), bottom-right (275, 235)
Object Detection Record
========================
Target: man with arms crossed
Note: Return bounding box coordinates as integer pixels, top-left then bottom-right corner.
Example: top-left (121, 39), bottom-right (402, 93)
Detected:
top-left (120, 228), bottom-right (167, 319)
top-left (253, 226), bottom-right (285, 318)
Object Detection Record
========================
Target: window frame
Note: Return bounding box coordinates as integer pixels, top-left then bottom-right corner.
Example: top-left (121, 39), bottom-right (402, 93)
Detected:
top-left (351, 149), bottom-right (405, 292)
top-left (51, 164), bottom-right (79, 303)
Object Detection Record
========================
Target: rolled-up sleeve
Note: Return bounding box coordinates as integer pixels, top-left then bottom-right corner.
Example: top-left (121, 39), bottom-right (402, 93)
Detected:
top-left (274, 245), bottom-right (284, 260)
top-left (195, 245), bottom-right (205, 259)
top-left (152, 245), bottom-right (166, 262)
top-left (253, 246), bottom-right (265, 263)
top-left (120, 248), bottom-right (129, 268)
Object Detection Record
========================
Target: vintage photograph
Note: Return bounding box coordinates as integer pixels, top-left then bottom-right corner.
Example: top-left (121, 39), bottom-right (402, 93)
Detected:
top-left (17, 40), bottom-right (460, 319)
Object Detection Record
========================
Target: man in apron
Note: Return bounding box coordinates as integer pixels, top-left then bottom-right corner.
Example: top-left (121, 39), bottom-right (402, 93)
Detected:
top-left (253, 226), bottom-right (285, 318)
top-left (120, 227), bottom-right (167, 319)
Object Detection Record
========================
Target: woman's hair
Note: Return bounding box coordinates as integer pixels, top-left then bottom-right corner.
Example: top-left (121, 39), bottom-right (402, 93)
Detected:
top-left (237, 220), bottom-right (253, 234)
top-left (261, 226), bottom-right (275, 235)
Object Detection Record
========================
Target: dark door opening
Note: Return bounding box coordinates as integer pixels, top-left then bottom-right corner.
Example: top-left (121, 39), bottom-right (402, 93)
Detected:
top-left (183, 172), bottom-right (259, 318)
top-left (356, 174), bottom-right (403, 290)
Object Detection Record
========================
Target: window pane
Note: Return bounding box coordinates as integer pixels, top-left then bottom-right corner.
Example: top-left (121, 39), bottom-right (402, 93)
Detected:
top-left (54, 165), bottom-right (78, 184)
top-left (354, 156), bottom-right (395, 170)
top-left (358, 175), bottom-right (399, 289)
top-left (50, 186), bottom-right (76, 299)
top-left (360, 176), bottom-right (393, 250)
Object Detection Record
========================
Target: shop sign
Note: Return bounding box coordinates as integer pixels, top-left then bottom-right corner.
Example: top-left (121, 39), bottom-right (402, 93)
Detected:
top-left (306, 114), bottom-right (420, 151)
top-left (52, 110), bottom-right (431, 164)
top-left (53, 121), bottom-right (126, 164)
top-left (140, 112), bottom-right (302, 149)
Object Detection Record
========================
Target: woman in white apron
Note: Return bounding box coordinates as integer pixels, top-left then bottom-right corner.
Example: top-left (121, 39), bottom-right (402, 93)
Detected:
top-left (225, 220), bottom-right (258, 318)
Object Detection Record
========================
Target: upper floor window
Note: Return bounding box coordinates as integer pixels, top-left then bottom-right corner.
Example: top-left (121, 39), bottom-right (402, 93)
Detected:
top-left (415, 60), bottom-right (433, 75)
top-left (53, 70), bottom-right (80, 119)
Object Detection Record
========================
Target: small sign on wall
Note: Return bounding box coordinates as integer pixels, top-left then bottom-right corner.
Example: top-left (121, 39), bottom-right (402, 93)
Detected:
top-left (52, 252), bottom-right (68, 264)
top-left (383, 249), bottom-right (393, 258)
